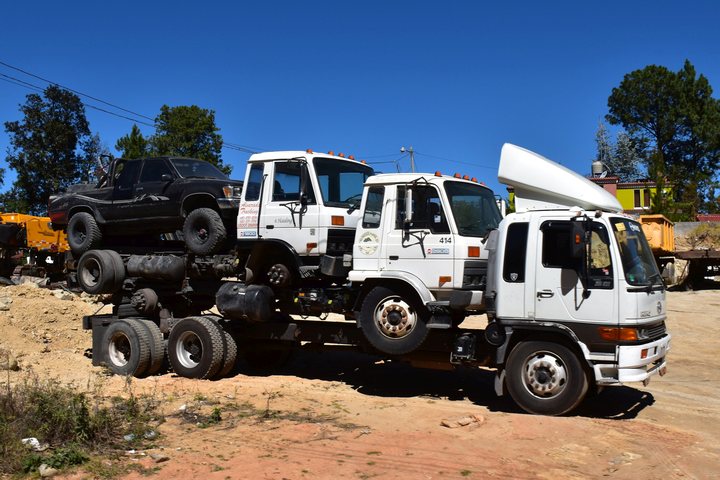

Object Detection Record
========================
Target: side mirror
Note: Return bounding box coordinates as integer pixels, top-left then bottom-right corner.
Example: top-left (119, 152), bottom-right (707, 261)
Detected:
top-left (161, 174), bottom-right (173, 183)
top-left (404, 188), bottom-right (413, 225)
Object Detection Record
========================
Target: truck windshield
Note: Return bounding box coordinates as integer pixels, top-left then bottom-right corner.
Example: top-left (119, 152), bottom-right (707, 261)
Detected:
top-left (313, 157), bottom-right (374, 207)
top-left (444, 181), bottom-right (502, 237)
top-left (610, 218), bottom-right (662, 287)
top-left (171, 159), bottom-right (227, 179)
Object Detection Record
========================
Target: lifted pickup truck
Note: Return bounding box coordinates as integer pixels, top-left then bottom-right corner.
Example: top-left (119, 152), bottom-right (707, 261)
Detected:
top-left (49, 156), bottom-right (243, 256)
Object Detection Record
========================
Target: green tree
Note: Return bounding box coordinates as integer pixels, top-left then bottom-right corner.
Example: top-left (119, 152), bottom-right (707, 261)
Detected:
top-left (149, 105), bottom-right (229, 174)
top-left (606, 60), bottom-right (720, 219)
top-left (3, 85), bottom-right (95, 215)
top-left (115, 124), bottom-right (149, 159)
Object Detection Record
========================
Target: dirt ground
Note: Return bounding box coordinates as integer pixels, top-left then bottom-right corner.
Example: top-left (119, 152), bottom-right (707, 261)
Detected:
top-left (1, 283), bottom-right (719, 479)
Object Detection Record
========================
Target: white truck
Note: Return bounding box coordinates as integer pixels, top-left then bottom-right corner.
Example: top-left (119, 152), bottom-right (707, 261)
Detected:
top-left (80, 144), bottom-right (670, 416)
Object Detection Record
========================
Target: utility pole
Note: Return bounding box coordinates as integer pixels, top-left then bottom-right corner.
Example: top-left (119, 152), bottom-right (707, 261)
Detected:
top-left (400, 146), bottom-right (415, 173)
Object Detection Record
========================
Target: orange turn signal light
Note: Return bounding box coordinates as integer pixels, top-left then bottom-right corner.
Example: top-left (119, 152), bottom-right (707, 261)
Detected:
top-left (306, 242), bottom-right (317, 251)
top-left (331, 216), bottom-right (345, 226)
top-left (468, 246), bottom-right (480, 257)
top-left (598, 327), bottom-right (638, 341)
top-left (439, 276), bottom-right (452, 286)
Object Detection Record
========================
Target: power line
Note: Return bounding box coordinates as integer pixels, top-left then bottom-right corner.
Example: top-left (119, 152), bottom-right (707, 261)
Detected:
top-left (0, 59), bottom-right (155, 121)
top-left (0, 63), bottom-right (264, 155)
top-left (415, 151), bottom-right (496, 170)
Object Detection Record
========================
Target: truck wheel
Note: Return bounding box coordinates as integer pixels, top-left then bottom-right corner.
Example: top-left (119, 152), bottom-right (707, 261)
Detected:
top-left (505, 341), bottom-right (588, 416)
top-left (359, 286), bottom-right (429, 355)
top-left (104, 249), bottom-right (125, 291)
top-left (132, 319), bottom-right (165, 376)
top-left (183, 208), bottom-right (227, 256)
top-left (68, 212), bottom-right (102, 255)
top-left (102, 319), bottom-right (151, 377)
top-left (167, 316), bottom-right (225, 379)
top-left (77, 250), bottom-right (119, 294)
top-left (215, 329), bottom-right (238, 379)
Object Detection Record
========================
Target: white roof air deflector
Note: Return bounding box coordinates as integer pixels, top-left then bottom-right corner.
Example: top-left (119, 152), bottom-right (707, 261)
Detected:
top-left (499, 143), bottom-right (622, 213)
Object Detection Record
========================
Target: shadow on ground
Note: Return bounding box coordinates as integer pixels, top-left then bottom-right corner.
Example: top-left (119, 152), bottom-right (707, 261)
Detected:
top-left (235, 348), bottom-right (655, 420)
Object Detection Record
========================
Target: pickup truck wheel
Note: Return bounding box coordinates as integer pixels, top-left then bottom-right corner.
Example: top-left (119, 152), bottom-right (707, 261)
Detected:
top-left (183, 208), bottom-right (227, 256)
top-left (102, 319), bottom-right (151, 377)
top-left (132, 319), bottom-right (165, 377)
top-left (77, 250), bottom-right (119, 294)
top-left (359, 286), bottom-right (429, 355)
top-left (68, 212), bottom-right (102, 255)
top-left (167, 316), bottom-right (224, 379)
top-left (505, 341), bottom-right (588, 416)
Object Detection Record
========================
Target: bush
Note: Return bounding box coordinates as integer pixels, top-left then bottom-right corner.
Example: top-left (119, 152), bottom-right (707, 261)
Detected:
top-left (0, 374), bottom-right (161, 474)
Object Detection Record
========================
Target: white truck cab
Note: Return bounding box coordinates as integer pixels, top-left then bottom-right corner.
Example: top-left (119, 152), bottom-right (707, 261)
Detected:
top-left (484, 144), bottom-right (671, 414)
top-left (236, 150), bottom-right (374, 285)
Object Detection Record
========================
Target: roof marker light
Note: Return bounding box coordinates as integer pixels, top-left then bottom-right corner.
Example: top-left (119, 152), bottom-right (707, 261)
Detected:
top-left (463, 175), bottom-right (470, 180)
top-left (471, 177), bottom-right (478, 183)
top-left (328, 150), bottom-right (334, 155)
top-left (454, 173), bottom-right (461, 178)
top-left (434, 171), bottom-right (442, 177)
top-left (349, 155), bottom-right (355, 160)
top-left (338, 152), bottom-right (345, 158)
top-left (306, 149), bottom-right (313, 154)
top-left (361, 160), bottom-right (367, 164)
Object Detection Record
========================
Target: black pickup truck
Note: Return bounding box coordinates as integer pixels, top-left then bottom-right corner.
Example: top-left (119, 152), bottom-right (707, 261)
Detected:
top-left (49, 156), bottom-right (243, 256)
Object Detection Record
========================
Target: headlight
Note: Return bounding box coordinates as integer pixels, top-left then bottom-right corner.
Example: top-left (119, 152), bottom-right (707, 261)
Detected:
top-left (223, 185), bottom-right (243, 198)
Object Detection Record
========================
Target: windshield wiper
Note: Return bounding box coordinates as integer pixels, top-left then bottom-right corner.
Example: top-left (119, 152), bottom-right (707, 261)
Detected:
top-left (347, 201), bottom-right (361, 214)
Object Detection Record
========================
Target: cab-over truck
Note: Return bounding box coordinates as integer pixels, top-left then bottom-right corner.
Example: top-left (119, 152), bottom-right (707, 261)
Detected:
top-left (80, 144), bottom-right (670, 416)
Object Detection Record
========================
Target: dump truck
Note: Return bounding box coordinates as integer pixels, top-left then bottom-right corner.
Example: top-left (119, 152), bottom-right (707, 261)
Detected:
top-left (640, 214), bottom-right (720, 288)
top-left (79, 144), bottom-right (670, 416)
top-left (0, 213), bottom-right (69, 281)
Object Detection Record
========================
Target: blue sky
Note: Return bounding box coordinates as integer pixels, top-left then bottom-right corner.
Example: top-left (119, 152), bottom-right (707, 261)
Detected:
top-left (1, 0), bottom-right (719, 200)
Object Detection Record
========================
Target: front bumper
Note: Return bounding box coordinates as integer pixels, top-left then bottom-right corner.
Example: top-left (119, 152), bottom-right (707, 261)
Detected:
top-left (594, 333), bottom-right (671, 385)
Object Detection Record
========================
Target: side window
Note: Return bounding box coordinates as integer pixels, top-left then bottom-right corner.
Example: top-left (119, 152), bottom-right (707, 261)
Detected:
top-left (139, 159), bottom-right (173, 183)
top-left (362, 187), bottom-right (384, 228)
top-left (541, 221), bottom-right (577, 269)
top-left (503, 222), bottom-right (528, 282)
top-left (588, 223), bottom-right (613, 289)
top-left (395, 186), bottom-right (450, 234)
top-left (114, 160), bottom-right (141, 190)
top-left (541, 220), bottom-right (613, 289)
top-left (272, 162), bottom-right (315, 203)
top-left (244, 164), bottom-right (264, 201)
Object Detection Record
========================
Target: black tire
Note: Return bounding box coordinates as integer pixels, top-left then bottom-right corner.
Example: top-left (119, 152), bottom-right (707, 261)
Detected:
top-left (183, 208), bottom-right (227, 256)
top-left (505, 341), bottom-right (589, 416)
top-left (359, 286), bottom-right (429, 356)
top-left (67, 212), bottom-right (102, 255)
top-left (101, 319), bottom-right (151, 377)
top-left (104, 250), bottom-right (125, 291)
top-left (215, 329), bottom-right (238, 379)
top-left (77, 250), bottom-right (119, 294)
top-left (131, 319), bottom-right (165, 376)
top-left (167, 316), bottom-right (225, 379)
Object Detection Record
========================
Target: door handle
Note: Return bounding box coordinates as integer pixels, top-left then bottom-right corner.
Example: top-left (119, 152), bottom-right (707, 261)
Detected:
top-left (389, 255), bottom-right (399, 260)
top-left (537, 289), bottom-right (554, 298)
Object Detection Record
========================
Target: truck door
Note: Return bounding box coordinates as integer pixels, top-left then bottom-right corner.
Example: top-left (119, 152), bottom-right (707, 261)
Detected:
top-left (130, 158), bottom-right (177, 225)
top-left (259, 161), bottom-right (319, 254)
top-left (104, 159), bottom-right (142, 221)
top-left (381, 185), bottom-right (455, 290)
top-left (534, 219), bottom-right (617, 324)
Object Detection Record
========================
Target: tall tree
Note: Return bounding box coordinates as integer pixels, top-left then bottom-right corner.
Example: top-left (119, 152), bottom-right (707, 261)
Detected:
top-left (149, 105), bottom-right (229, 174)
top-left (115, 124), bottom-right (149, 159)
top-left (3, 85), bottom-right (95, 214)
top-left (606, 60), bottom-right (720, 219)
